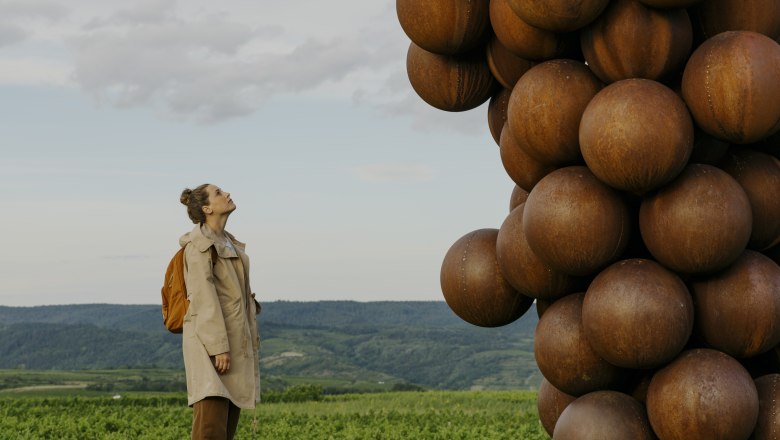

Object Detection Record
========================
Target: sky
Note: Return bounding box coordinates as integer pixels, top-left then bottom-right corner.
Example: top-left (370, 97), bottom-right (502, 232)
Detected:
top-left (0, 0), bottom-right (515, 306)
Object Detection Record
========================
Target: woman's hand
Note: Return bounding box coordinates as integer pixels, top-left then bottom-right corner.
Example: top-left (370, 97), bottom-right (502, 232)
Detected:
top-left (212, 352), bottom-right (231, 374)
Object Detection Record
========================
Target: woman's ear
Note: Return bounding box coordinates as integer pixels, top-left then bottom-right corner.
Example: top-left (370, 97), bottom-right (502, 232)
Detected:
top-left (202, 205), bottom-right (212, 215)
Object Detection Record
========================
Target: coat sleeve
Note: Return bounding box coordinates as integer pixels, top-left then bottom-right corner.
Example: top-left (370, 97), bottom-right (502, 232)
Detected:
top-left (184, 243), bottom-right (230, 356)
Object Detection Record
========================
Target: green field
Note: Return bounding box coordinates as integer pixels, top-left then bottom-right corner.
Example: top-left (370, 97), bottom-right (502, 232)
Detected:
top-left (0, 391), bottom-right (548, 439)
top-left (0, 375), bottom-right (548, 440)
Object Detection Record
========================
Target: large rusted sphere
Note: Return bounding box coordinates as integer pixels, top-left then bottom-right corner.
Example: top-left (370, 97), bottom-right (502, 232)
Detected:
top-left (488, 88), bottom-right (512, 146)
top-left (538, 377), bottom-right (577, 437)
top-left (754, 374), bottom-right (780, 440)
top-left (490, 0), bottom-right (576, 60)
top-left (639, 164), bottom-right (752, 274)
top-left (580, 79), bottom-right (693, 194)
top-left (507, 60), bottom-right (602, 166)
top-left (406, 43), bottom-right (497, 112)
top-left (440, 229), bottom-right (534, 327)
top-left (582, 259), bottom-right (693, 369)
top-left (581, 0), bottom-right (692, 84)
top-left (507, 0), bottom-right (610, 32)
top-left (497, 203), bottom-right (583, 300)
top-left (396, 0), bottom-right (490, 55)
top-left (509, 185), bottom-right (528, 212)
top-left (499, 124), bottom-right (558, 192)
top-left (682, 31), bottom-right (780, 144)
top-left (486, 37), bottom-right (535, 90)
top-left (637, 0), bottom-right (702, 7)
top-left (690, 0), bottom-right (780, 41)
top-left (646, 349), bottom-right (759, 440)
top-left (691, 251), bottom-right (780, 359)
top-left (553, 391), bottom-right (656, 440)
top-left (535, 292), bottom-right (624, 396)
top-left (719, 149), bottom-right (780, 250)
top-left (524, 166), bottom-right (632, 276)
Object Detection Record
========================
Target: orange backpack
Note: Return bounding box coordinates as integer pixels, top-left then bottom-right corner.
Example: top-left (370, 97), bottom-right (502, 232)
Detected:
top-left (161, 246), bottom-right (217, 333)
top-left (161, 248), bottom-right (188, 333)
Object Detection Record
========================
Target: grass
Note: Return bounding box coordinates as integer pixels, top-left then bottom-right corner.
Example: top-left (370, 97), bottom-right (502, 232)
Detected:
top-left (0, 369), bottom-right (551, 439)
top-left (0, 390), bottom-right (549, 439)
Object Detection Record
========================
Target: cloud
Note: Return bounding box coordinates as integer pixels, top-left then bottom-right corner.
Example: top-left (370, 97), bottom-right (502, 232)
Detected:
top-left (0, 0), bottom-right (68, 46)
top-left (0, 0), bottom-right (488, 134)
top-left (0, 0), bottom-right (68, 21)
top-left (66, 2), bottom-right (386, 123)
top-left (352, 163), bottom-right (435, 183)
top-left (82, 0), bottom-right (175, 28)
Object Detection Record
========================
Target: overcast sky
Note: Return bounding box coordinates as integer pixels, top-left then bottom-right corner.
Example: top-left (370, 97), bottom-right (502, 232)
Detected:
top-left (0, 0), bottom-right (513, 306)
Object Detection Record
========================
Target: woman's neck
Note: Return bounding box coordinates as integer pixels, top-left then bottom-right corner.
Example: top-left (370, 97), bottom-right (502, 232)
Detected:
top-left (204, 215), bottom-right (229, 237)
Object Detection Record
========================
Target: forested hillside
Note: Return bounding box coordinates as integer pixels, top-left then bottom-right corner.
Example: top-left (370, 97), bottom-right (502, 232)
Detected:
top-left (0, 301), bottom-right (541, 390)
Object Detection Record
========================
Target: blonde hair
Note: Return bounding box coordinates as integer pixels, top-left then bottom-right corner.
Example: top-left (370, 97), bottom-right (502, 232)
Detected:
top-left (180, 184), bottom-right (211, 224)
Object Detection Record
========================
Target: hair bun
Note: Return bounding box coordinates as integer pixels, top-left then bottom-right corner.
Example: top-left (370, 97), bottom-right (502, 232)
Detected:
top-left (180, 188), bottom-right (192, 205)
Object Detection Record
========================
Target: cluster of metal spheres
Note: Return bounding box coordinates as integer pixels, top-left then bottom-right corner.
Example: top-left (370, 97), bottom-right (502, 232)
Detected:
top-left (398, 0), bottom-right (780, 439)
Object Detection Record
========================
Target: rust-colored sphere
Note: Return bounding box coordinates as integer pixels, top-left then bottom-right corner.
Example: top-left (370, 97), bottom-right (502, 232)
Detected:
top-left (691, 250), bottom-right (780, 359)
top-left (640, 164), bottom-right (752, 274)
top-left (580, 79), bottom-right (693, 194)
top-left (534, 292), bottom-right (624, 396)
top-left (538, 377), bottom-right (577, 437)
top-left (581, 0), bottom-right (692, 83)
top-left (637, 0), bottom-right (702, 7)
top-left (646, 349), bottom-right (759, 440)
top-left (690, 0), bottom-right (780, 41)
top-left (754, 374), bottom-right (780, 440)
top-left (406, 42), bottom-right (497, 112)
top-left (507, 0), bottom-right (610, 32)
top-left (497, 203), bottom-right (583, 300)
top-left (396, 0), bottom-right (490, 55)
top-left (499, 125), bottom-right (557, 192)
top-left (509, 185), bottom-right (528, 212)
top-left (488, 88), bottom-right (512, 146)
top-left (553, 391), bottom-right (656, 440)
top-left (524, 166), bottom-right (632, 276)
top-left (682, 31), bottom-right (780, 144)
top-left (719, 149), bottom-right (780, 250)
top-left (507, 60), bottom-right (602, 166)
top-left (582, 259), bottom-right (693, 369)
top-left (440, 229), bottom-right (534, 327)
top-left (486, 37), bottom-right (535, 90)
top-left (490, 0), bottom-right (576, 60)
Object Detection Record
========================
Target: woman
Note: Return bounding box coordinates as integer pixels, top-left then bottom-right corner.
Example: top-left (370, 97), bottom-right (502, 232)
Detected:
top-left (179, 184), bottom-right (260, 440)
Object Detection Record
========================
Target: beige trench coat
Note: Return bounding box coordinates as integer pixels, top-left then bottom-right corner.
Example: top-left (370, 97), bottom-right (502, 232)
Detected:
top-left (179, 224), bottom-right (260, 409)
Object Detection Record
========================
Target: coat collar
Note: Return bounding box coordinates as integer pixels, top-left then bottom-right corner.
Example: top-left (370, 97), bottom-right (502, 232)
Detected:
top-left (179, 223), bottom-right (245, 258)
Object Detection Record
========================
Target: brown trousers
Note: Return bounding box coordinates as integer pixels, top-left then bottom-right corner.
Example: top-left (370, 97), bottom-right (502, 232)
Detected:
top-left (192, 396), bottom-right (241, 440)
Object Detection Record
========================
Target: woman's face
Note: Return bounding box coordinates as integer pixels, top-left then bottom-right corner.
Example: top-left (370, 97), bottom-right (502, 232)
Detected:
top-left (205, 185), bottom-right (236, 215)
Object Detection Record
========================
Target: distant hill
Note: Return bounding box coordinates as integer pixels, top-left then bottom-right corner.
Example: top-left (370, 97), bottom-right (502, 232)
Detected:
top-left (0, 301), bottom-right (541, 390)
